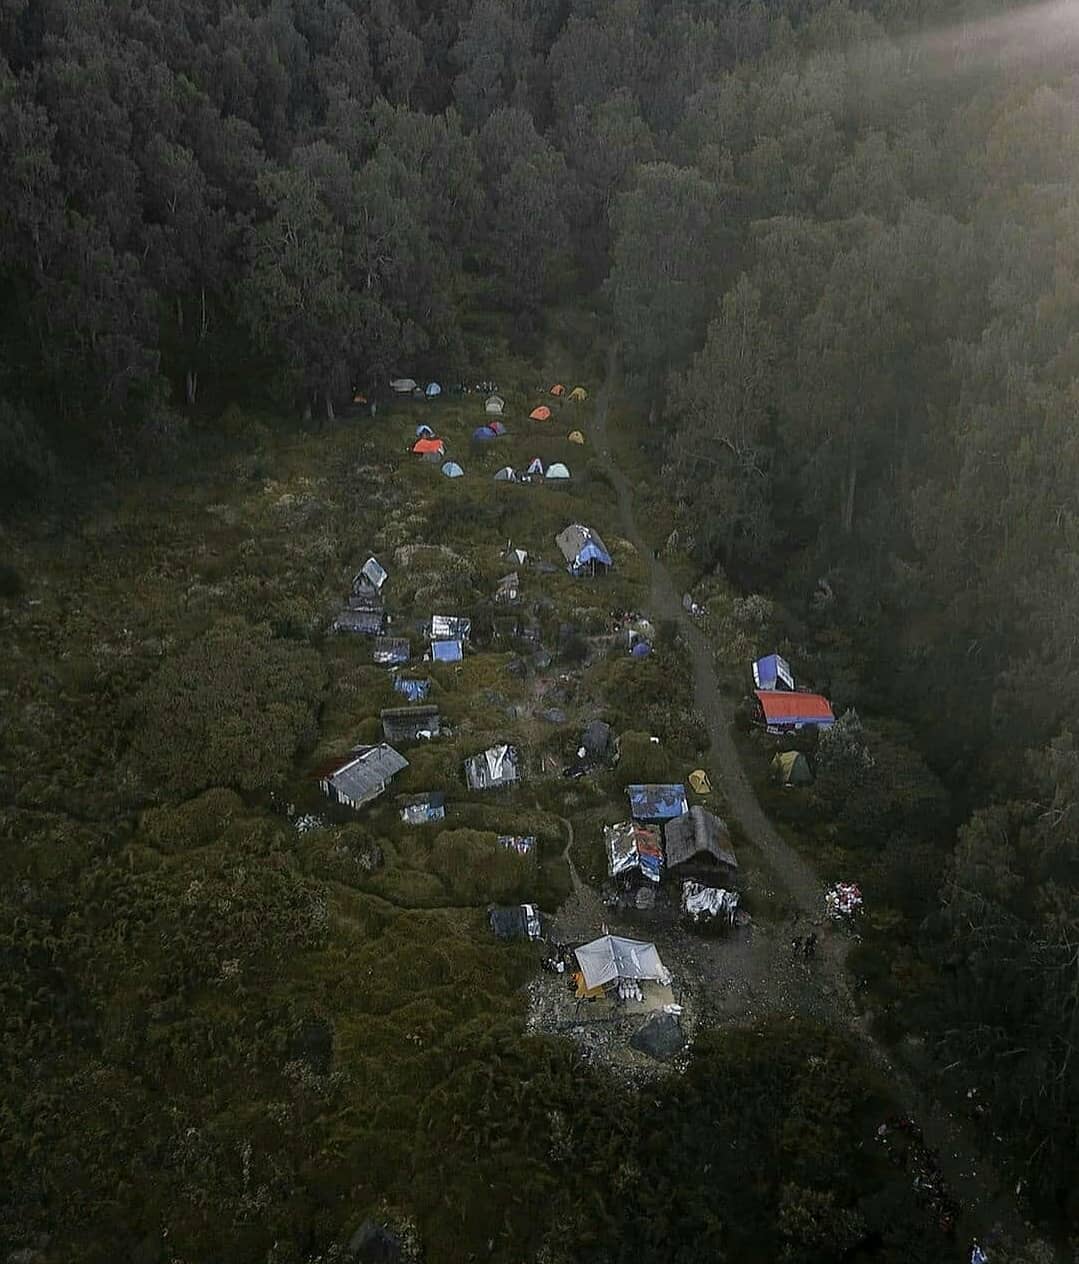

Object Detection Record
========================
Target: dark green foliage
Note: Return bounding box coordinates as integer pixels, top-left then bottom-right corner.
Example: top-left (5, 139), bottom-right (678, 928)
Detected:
top-left (129, 619), bottom-right (325, 797)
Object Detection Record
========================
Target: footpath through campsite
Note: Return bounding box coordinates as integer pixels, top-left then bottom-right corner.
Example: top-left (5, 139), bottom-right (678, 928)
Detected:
top-left (588, 346), bottom-right (1033, 1253)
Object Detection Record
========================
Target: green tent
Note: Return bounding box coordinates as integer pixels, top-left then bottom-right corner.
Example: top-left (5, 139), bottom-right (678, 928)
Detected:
top-left (772, 750), bottom-right (813, 786)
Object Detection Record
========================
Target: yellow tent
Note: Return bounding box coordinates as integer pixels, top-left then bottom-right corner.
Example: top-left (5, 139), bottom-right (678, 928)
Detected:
top-left (568, 430), bottom-right (585, 445)
top-left (689, 769), bottom-right (712, 795)
top-left (569, 386), bottom-right (587, 401)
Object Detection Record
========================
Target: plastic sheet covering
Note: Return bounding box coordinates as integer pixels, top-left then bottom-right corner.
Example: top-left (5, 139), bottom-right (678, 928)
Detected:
top-left (826, 882), bottom-right (863, 918)
top-left (682, 880), bottom-right (739, 924)
top-left (574, 935), bottom-right (671, 990)
top-left (605, 822), bottom-right (663, 882)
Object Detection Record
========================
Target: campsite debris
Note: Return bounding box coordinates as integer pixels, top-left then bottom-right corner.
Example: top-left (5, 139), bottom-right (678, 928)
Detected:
top-left (826, 882), bottom-right (863, 919)
top-left (498, 835), bottom-right (536, 855)
top-left (464, 744), bottom-right (520, 790)
top-left (875, 1116), bottom-right (959, 1235)
top-left (489, 903), bottom-right (543, 941)
top-left (429, 615), bottom-right (471, 641)
top-left (399, 792), bottom-right (446, 824)
top-left (681, 881), bottom-right (739, 925)
top-left (320, 744), bottom-right (409, 811)
top-left (496, 572), bottom-right (520, 604)
top-left (630, 1011), bottom-right (686, 1061)
top-left (374, 637), bottom-right (410, 665)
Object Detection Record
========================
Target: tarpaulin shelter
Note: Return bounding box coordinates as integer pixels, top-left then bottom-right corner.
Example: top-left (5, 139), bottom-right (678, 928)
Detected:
top-left (627, 783), bottom-right (688, 823)
top-left (412, 437), bottom-right (444, 455)
top-left (574, 934), bottom-right (671, 991)
top-left (394, 677), bottom-right (430, 702)
top-left (373, 637), bottom-right (410, 665)
top-left (380, 705), bottom-right (441, 743)
top-left (441, 461), bottom-right (464, 478)
top-left (605, 821), bottom-right (664, 883)
top-left (546, 462), bottom-right (570, 480)
top-left (527, 457), bottom-right (544, 476)
top-left (488, 903), bottom-right (543, 941)
top-left (529, 406), bottom-right (552, 421)
top-left (431, 639), bottom-right (463, 663)
top-left (390, 377), bottom-right (417, 393)
top-left (321, 743), bottom-right (408, 811)
top-left (488, 420), bottom-right (507, 435)
top-left (399, 792), bottom-right (445, 824)
top-left (496, 571), bottom-right (520, 603)
top-left (354, 557), bottom-right (388, 593)
top-left (473, 425), bottom-right (496, 441)
top-left (664, 806), bottom-right (737, 873)
top-left (425, 381), bottom-right (441, 397)
top-left (754, 690), bottom-right (835, 733)
top-left (688, 769), bottom-right (712, 795)
top-left (493, 466), bottom-right (517, 482)
top-left (485, 395), bottom-right (505, 414)
top-left (569, 386), bottom-right (587, 401)
top-left (415, 423), bottom-right (435, 438)
top-left (465, 744), bottom-right (520, 790)
top-left (430, 615), bottom-right (471, 641)
top-left (772, 750), bottom-right (813, 786)
top-left (550, 383), bottom-right (566, 397)
top-left (556, 524), bottom-right (612, 576)
top-left (568, 430), bottom-right (585, 444)
top-left (753, 653), bottom-right (795, 691)
top-left (682, 880), bottom-right (739, 924)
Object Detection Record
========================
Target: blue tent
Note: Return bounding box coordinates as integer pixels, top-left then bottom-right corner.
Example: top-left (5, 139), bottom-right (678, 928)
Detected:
top-left (473, 426), bottom-right (496, 441)
top-left (753, 653), bottom-right (794, 691)
top-left (631, 640), bottom-right (652, 658)
top-left (627, 784), bottom-right (689, 823)
top-left (432, 640), bottom-right (463, 663)
top-left (425, 381), bottom-right (442, 397)
top-left (416, 423), bottom-right (435, 438)
top-left (394, 677), bottom-right (431, 701)
top-left (441, 461), bottom-right (464, 478)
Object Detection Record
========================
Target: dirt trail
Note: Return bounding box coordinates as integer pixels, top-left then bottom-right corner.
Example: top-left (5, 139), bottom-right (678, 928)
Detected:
top-left (589, 344), bottom-right (1033, 1251)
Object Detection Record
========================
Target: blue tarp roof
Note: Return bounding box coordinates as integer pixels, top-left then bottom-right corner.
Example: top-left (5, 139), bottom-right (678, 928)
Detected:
top-left (394, 677), bottom-right (431, 701)
top-left (578, 540), bottom-right (612, 568)
top-left (753, 653), bottom-right (794, 691)
top-left (432, 640), bottom-right (463, 663)
top-left (627, 784), bottom-right (689, 822)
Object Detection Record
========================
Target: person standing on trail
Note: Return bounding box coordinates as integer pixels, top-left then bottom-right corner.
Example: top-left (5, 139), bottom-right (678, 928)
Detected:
top-left (791, 935), bottom-right (802, 958)
top-left (804, 932), bottom-right (818, 960)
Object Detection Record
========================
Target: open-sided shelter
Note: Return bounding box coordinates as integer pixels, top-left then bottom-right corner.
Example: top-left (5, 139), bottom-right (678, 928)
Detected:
top-left (664, 806), bottom-right (738, 876)
top-left (753, 653), bottom-right (795, 691)
top-left (465, 744), bottom-right (519, 790)
top-left (380, 705), bottom-right (441, 743)
top-left (321, 744), bottom-right (408, 811)
top-left (574, 935), bottom-right (670, 991)
top-left (556, 524), bottom-right (612, 576)
top-left (627, 784), bottom-right (689, 823)
top-left (753, 690), bottom-right (835, 733)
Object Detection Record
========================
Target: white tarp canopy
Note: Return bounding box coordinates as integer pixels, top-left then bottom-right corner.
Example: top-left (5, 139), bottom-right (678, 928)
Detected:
top-left (574, 934), bottom-right (671, 991)
top-left (681, 881), bottom-right (739, 924)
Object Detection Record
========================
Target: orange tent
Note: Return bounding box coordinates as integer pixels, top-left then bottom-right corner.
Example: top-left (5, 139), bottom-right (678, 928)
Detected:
top-left (550, 383), bottom-right (566, 397)
top-left (412, 437), bottom-right (444, 454)
top-left (529, 406), bottom-right (552, 421)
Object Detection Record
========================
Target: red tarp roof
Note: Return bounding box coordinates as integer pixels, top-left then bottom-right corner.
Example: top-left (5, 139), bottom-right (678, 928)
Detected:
top-left (754, 690), bottom-right (834, 722)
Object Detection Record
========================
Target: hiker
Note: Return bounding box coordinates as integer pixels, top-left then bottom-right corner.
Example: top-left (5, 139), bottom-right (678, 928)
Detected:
top-left (791, 935), bottom-right (802, 958)
top-left (804, 932), bottom-right (818, 960)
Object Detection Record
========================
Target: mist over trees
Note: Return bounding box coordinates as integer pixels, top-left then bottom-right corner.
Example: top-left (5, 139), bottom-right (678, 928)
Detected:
top-left (3, 0), bottom-right (1079, 1251)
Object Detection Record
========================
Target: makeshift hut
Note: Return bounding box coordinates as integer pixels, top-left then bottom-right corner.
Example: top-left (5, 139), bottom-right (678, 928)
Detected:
top-left (473, 425), bottom-right (496, 442)
top-left (627, 783), bottom-right (689, 823)
top-left (399, 791), bottom-right (445, 824)
top-left (581, 719), bottom-right (614, 763)
top-left (380, 705), bottom-right (441, 743)
top-left (753, 690), bottom-right (835, 734)
top-left (425, 381), bottom-right (441, 398)
top-left (606, 821), bottom-right (664, 883)
top-left (503, 544), bottom-right (528, 566)
top-left (488, 903), bottom-right (543, 941)
top-left (431, 639), bottom-right (463, 663)
top-left (569, 386), bottom-right (587, 401)
top-left (550, 383), bottom-right (566, 397)
top-left (412, 437), bottom-right (444, 456)
top-left (526, 457), bottom-right (545, 476)
top-left (681, 881), bottom-right (739, 925)
top-left (568, 430), bottom-right (585, 445)
top-left (664, 806), bottom-right (738, 878)
top-left (394, 677), bottom-right (430, 702)
top-left (373, 637), bottom-right (410, 665)
top-left (332, 607), bottom-right (385, 636)
top-left (546, 461), bottom-right (571, 481)
top-left (556, 523), bottom-right (612, 576)
top-left (493, 466), bottom-right (517, 482)
top-left (574, 934), bottom-right (670, 991)
top-left (772, 750), bottom-right (813, 786)
top-left (441, 461), bottom-right (464, 478)
top-left (390, 377), bottom-right (417, 394)
top-left (321, 744), bottom-right (408, 811)
top-left (429, 615), bottom-right (471, 641)
top-left (753, 653), bottom-right (795, 691)
top-left (353, 557), bottom-right (388, 593)
top-left (464, 744), bottom-right (520, 790)
top-left (495, 571), bottom-right (520, 604)
top-left (529, 405), bottom-right (552, 421)
top-left (485, 395), bottom-right (505, 414)
top-left (348, 589), bottom-right (384, 613)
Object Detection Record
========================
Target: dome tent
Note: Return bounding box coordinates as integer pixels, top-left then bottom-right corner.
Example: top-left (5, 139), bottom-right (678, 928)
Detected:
top-left (425, 381), bottom-right (441, 397)
top-left (472, 426), bottom-right (496, 441)
top-left (441, 461), bottom-right (464, 478)
top-left (569, 386), bottom-right (587, 401)
top-left (415, 423), bottom-right (435, 438)
top-left (546, 462), bottom-right (571, 480)
top-left (529, 406), bottom-right (552, 421)
top-left (493, 466), bottom-right (517, 482)
top-left (488, 420), bottom-right (507, 435)
top-left (526, 457), bottom-right (544, 476)
top-left (485, 395), bottom-right (505, 414)
top-left (550, 383), bottom-right (566, 397)
top-left (772, 750), bottom-right (813, 786)
top-left (568, 430), bottom-right (585, 444)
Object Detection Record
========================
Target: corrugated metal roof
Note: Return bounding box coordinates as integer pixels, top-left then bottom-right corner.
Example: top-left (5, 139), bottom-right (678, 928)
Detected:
top-left (323, 744), bottom-right (408, 808)
top-left (333, 608), bottom-right (384, 635)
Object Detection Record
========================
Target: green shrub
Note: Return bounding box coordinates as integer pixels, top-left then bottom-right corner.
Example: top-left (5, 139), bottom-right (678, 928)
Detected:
top-left (140, 788), bottom-right (247, 853)
top-left (615, 730), bottom-right (676, 787)
top-left (428, 828), bottom-right (536, 904)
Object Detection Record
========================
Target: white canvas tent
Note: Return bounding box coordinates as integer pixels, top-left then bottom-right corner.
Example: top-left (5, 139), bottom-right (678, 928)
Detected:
top-left (574, 934), bottom-right (671, 991)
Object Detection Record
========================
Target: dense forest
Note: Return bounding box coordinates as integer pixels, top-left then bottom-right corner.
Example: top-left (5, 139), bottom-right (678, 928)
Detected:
top-left (2, 0), bottom-right (1079, 1260)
